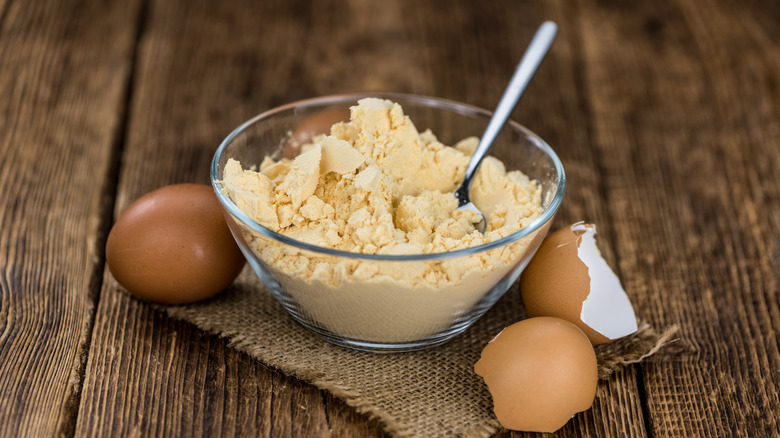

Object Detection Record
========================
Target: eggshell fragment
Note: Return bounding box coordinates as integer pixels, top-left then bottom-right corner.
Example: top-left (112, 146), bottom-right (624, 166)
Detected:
top-left (106, 184), bottom-right (246, 304)
top-left (474, 317), bottom-right (598, 433)
top-left (520, 222), bottom-right (638, 345)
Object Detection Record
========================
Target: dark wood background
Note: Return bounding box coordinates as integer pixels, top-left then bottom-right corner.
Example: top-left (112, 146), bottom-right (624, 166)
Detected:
top-left (1, 0), bottom-right (778, 436)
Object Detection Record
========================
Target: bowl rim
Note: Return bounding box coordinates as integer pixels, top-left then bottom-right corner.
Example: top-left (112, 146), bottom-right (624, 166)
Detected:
top-left (211, 92), bottom-right (566, 261)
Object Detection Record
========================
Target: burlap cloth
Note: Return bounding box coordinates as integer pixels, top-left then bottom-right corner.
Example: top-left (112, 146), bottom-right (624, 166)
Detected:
top-left (162, 269), bottom-right (678, 437)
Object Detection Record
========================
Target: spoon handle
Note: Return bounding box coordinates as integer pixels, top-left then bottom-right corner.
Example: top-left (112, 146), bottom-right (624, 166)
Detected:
top-left (462, 21), bottom-right (558, 183)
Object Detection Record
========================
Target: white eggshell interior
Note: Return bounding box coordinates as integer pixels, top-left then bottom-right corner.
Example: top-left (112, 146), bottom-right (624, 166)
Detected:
top-left (575, 224), bottom-right (638, 340)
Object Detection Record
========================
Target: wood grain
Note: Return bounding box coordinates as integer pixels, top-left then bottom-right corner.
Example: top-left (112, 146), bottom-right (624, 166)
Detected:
top-left (578, 0), bottom-right (780, 435)
top-left (0, 0), bottom-right (141, 436)
top-left (1, 0), bottom-right (779, 436)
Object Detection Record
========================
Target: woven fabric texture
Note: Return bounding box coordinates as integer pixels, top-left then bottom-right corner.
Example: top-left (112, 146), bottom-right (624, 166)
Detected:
top-left (162, 270), bottom-right (677, 437)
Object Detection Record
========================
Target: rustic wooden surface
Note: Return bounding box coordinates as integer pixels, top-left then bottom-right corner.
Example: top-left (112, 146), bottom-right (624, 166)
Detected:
top-left (1, 0), bottom-right (778, 436)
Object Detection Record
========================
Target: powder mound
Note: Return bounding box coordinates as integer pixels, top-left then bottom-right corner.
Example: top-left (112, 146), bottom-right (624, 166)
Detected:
top-left (221, 98), bottom-right (545, 342)
top-left (223, 98), bottom-right (543, 256)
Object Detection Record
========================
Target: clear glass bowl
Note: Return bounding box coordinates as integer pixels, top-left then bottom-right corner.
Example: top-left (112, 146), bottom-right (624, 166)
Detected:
top-left (211, 93), bottom-right (565, 352)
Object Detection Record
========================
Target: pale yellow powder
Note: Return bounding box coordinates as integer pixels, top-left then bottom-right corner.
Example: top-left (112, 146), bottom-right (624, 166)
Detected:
top-left (223, 97), bottom-right (542, 258)
top-left (221, 98), bottom-right (546, 341)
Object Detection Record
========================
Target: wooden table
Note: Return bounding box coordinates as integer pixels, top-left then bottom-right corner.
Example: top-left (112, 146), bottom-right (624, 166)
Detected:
top-left (1, 0), bottom-right (778, 436)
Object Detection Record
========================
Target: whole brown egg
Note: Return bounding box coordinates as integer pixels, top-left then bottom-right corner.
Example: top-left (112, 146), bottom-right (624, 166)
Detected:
top-left (106, 184), bottom-right (246, 304)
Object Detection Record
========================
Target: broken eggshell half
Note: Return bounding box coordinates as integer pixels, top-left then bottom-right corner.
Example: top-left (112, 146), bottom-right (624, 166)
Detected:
top-left (474, 316), bottom-right (598, 433)
top-left (520, 221), bottom-right (638, 345)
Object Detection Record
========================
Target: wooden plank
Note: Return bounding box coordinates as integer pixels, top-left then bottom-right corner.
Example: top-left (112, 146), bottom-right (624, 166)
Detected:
top-left (0, 0), bottom-right (142, 436)
top-left (578, 0), bottom-right (780, 435)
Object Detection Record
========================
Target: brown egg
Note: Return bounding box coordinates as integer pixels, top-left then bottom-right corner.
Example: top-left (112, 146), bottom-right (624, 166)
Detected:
top-left (474, 317), bottom-right (598, 433)
top-left (520, 222), bottom-right (638, 345)
top-left (283, 107), bottom-right (351, 158)
top-left (106, 184), bottom-right (246, 304)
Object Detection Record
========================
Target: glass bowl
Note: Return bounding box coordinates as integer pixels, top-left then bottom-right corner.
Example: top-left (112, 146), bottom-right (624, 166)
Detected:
top-left (211, 93), bottom-right (565, 352)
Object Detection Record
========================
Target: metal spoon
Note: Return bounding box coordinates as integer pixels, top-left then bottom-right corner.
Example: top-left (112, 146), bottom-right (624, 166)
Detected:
top-left (454, 21), bottom-right (558, 232)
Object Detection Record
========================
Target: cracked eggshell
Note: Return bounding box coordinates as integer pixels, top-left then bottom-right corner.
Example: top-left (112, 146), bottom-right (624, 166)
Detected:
top-left (520, 222), bottom-right (638, 345)
top-left (474, 317), bottom-right (598, 433)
